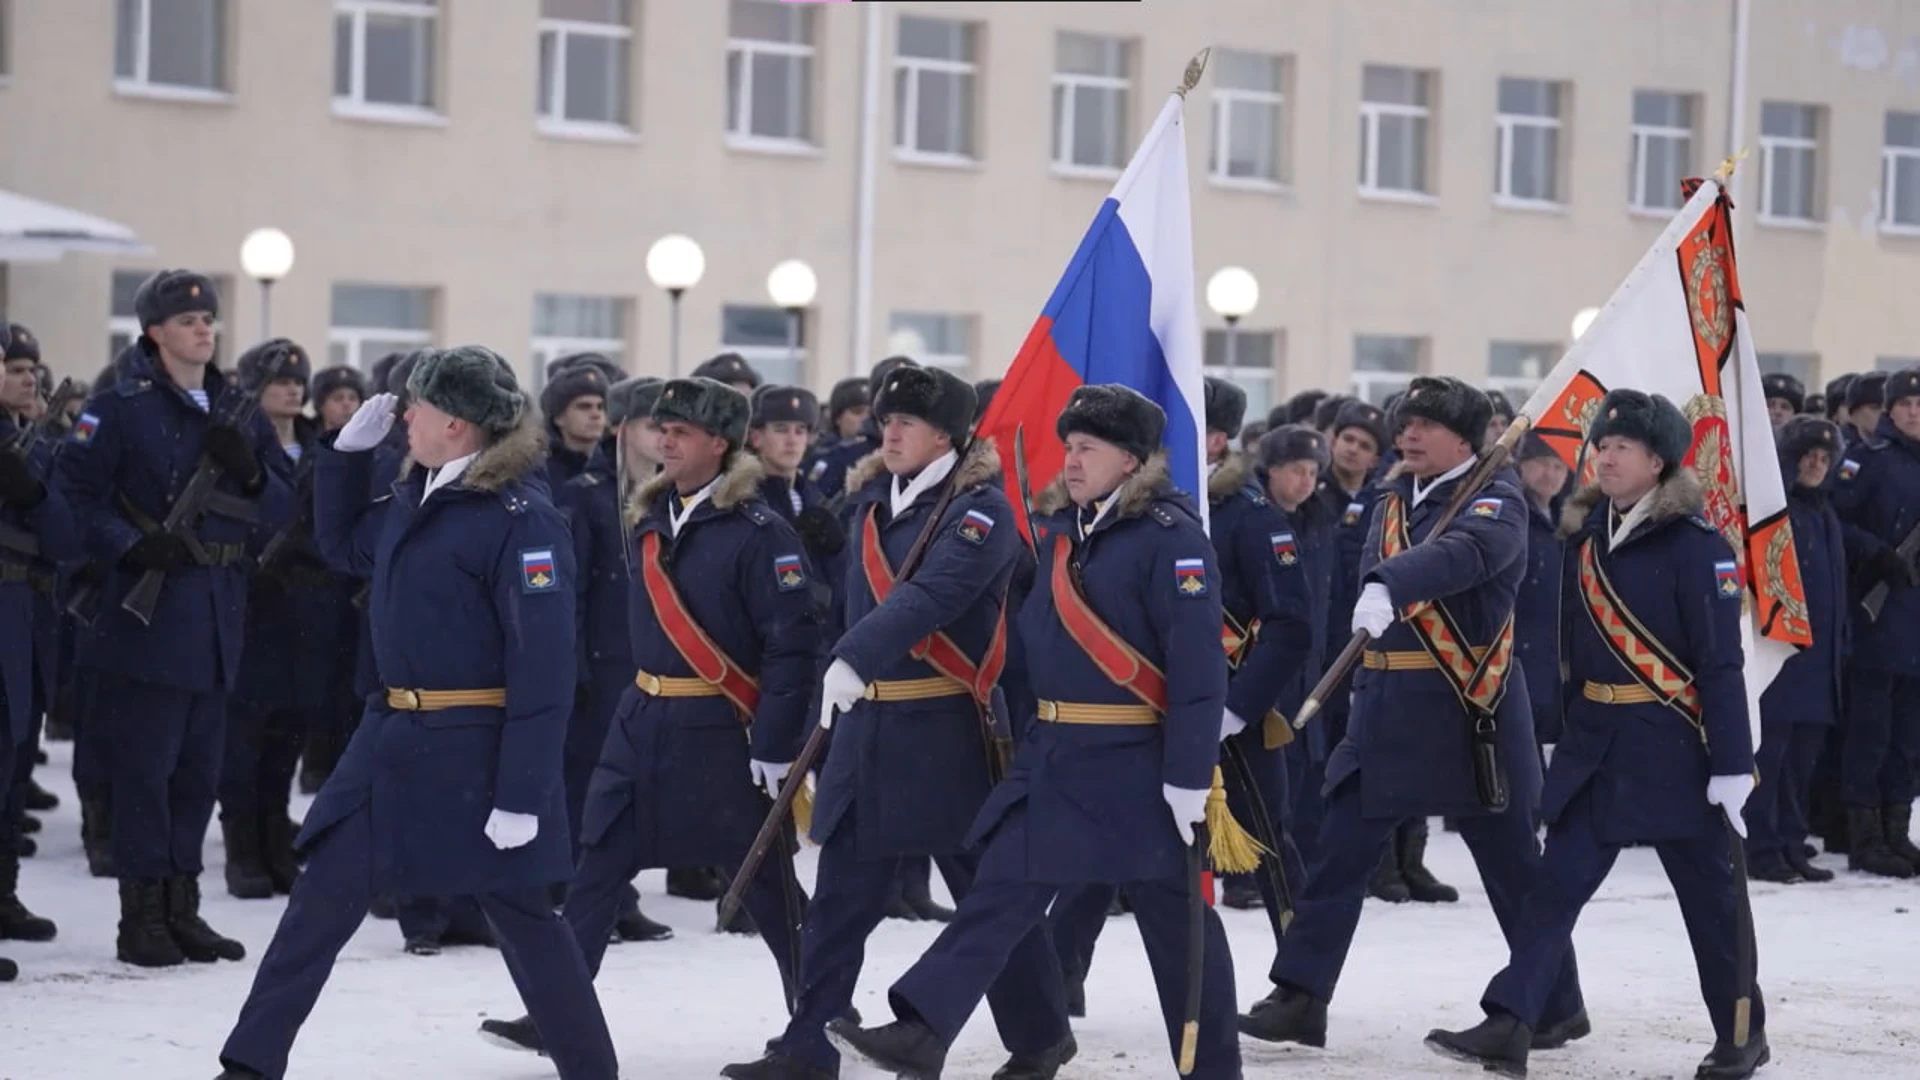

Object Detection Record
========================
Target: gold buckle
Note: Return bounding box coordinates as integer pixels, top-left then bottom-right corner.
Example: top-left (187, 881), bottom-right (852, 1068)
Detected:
top-left (636, 671), bottom-right (662, 696)
top-left (1036, 700), bottom-right (1059, 721)
top-left (393, 688), bottom-right (421, 711)
top-left (862, 682), bottom-right (879, 701)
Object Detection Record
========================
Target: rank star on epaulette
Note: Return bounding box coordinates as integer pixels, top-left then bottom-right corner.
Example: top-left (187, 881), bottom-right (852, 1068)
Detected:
top-left (957, 509), bottom-right (995, 545)
top-left (71, 412), bottom-right (100, 444)
top-left (521, 548), bottom-right (558, 592)
top-left (1270, 531), bottom-right (1298, 566)
top-left (1714, 559), bottom-right (1741, 598)
top-left (1174, 557), bottom-right (1208, 597)
top-left (774, 553), bottom-right (807, 591)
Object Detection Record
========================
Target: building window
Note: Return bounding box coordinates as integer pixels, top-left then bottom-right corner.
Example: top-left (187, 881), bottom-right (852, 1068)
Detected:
top-left (1209, 49), bottom-right (1288, 187)
top-left (537, 0), bottom-right (632, 132)
top-left (1881, 112), bottom-right (1920, 231)
top-left (726, 0), bottom-right (814, 147)
top-left (0, 0), bottom-right (10, 79)
top-left (1757, 352), bottom-right (1815, 385)
top-left (110, 269), bottom-right (228, 363)
top-left (531, 294), bottom-right (628, 390)
top-left (721, 304), bottom-right (804, 387)
top-left (1876, 356), bottom-right (1920, 373)
top-left (1359, 65), bottom-right (1433, 197)
top-left (328, 283), bottom-right (435, 371)
top-left (1629, 90), bottom-right (1695, 212)
top-left (1487, 341), bottom-right (1555, 404)
top-left (334, 0), bottom-right (437, 115)
top-left (886, 312), bottom-right (973, 375)
top-left (1204, 329), bottom-right (1279, 422)
top-left (114, 0), bottom-right (227, 94)
top-left (1052, 31), bottom-right (1131, 174)
top-left (1759, 101), bottom-right (1822, 224)
top-left (893, 16), bottom-right (977, 162)
top-left (1494, 77), bottom-right (1564, 206)
top-left (1352, 334), bottom-right (1424, 404)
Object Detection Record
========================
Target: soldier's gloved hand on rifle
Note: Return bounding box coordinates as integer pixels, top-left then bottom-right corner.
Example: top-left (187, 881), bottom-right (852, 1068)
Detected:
top-left (1163, 784), bottom-right (1209, 847)
top-left (0, 451), bottom-right (46, 508)
top-left (1869, 546), bottom-right (1918, 589)
top-left (483, 808), bottom-right (539, 850)
top-left (749, 760), bottom-right (792, 799)
top-left (200, 423), bottom-right (264, 492)
top-left (123, 532), bottom-right (195, 572)
top-left (334, 392), bottom-right (398, 453)
top-left (816, 658), bottom-right (867, 730)
top-left (1706, 773), bottom-right (1756, 837)
top-left (1352, 580), bottom-right (1395, 638)
top-left (1219, 709), bottom-right (1247, 742)
top-left (794, 505), bottom-right (847, 556)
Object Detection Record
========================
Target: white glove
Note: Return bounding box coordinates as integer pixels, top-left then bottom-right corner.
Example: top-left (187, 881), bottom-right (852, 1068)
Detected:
top-left (750, 759), bottom-right (792, 799)
top-left (1706, 774), bottom-right (1756, 837)
top-left (1351, 581), bottom-right (1395, 638)
top-left (484, 808), bottom-right (539, 850)
top-left (334, 392), bottom-right (398, 452)
top-left (1219, 709), bottom-right (1247, 742)
top-left (817, 658), bottom-right (867, 731)
top-left (1163, 784), bottom-right (1209, 847)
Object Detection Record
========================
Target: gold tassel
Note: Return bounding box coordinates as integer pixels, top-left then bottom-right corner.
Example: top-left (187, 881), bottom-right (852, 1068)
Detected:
top-left (792, 774), bottom-right (815, 843)
top-left (1205, 766), bottom-right (1267, 874)
top-left (1261, 709), bottom-right (1295, 750)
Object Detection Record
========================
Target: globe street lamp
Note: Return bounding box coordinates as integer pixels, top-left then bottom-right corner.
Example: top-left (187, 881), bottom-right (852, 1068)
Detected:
top-left (646, 234), bottom-right (706, 376)
top-left (1570, 306), bottom-right (1601, 342)
top-left (1206, 266), bottom-right (1260, 373)
top-left (239, 227), bottom-right (295, 340)
top-left (766, 259), bottom-right (818, 371)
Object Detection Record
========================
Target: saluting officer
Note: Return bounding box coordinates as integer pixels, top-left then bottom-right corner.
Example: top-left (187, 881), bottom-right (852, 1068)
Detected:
top-left (218, 346), bottom-right (617, 1080)
top-left (479, 377), bottom-right (819, 1054)
top-left (57, 270), bottom-right (295, 968)
top-left (833, 385), bottom-right (1242, 1080)
top-left (1428, 389), bottom-right (1766, 1080)
top-left (1239, 376), bottom-right (1585, 1050)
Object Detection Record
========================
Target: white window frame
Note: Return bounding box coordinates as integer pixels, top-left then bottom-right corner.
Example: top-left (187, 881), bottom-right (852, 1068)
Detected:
top-left (726, 3), bottom-right (816, 153)
top-left (1351, 335), bottom-right (1425, 405)
top-left (113, 0), bottom-right (230, 103)
top-left (328, 284), bottom-right (436, 373)
top-left (1759, 103), bottom-right (1822, 228)
top-left (893, 17), bottom-right (977, 166)
top-left (0, 0), bottom-right (12, 84)
top-left (722, 304), bottom-right (806, 387)
top-left (333, 0), bottom-right (442, 125)
top-left (537, 3), bottom-right (635, 140)
top-left (1209, 51), bottom-right (1288, 191)
top-left (1876, 356), bottom-right (1920, 373)
top-left (1494, 78), bottom-right (1563, 210)
top-left (1051, 33), bottom-right (1131, 178)
top-left (530, 335), bottom-right (626, 392)
top-left (886, 312), bottom-right (973, 376)
top-left (1486, 341), bottom-right (1557, 404)
top-left (1881, 112), bottom-right (1920, 235)
top-left (1629, 92), bottom-right (1694, 215)
top-left (1358, 67), bottom-right (1434, 202)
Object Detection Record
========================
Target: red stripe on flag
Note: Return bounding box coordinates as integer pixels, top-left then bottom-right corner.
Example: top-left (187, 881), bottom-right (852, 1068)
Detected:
top-left (976, 316), bottom-right (1086, 543)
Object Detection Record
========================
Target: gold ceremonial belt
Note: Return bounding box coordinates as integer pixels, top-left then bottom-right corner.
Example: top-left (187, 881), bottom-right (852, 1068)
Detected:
top-left (1361, 647), bottom-right (1488, 672)
top-left (1036, 700), bottom-right (1159, 726)
top-left (1582, 681), bottom-right (1665, 705)
top-left (864, 676), bottom-right (969, 702)
top-left (634, 670), bottom-right (723, 698)
top-left (385, 687), bottom-right (507, 712)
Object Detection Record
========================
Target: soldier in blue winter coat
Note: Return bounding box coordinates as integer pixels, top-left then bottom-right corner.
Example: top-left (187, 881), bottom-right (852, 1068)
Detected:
top-left (749, 385), bottom-right (847, 608)
top-left (1428, 388), bottom-right (1766, 1080)
top-left (832, 385), bottom-right (1243, 1080)
top-left (56, 270), bottom-right (296, 969)
top-left (727, 366), bottom-right (1072, 1080)
top-left (1240, 376), bottom-right (1585, 1051)
top-left (811, 357), bottom-right (915, 502)
top-left (217, 346), bottom-right (618, 1080)
top-left (1513, 431), bottom-right (1570, 756)
top-left (1265, 425), bottom-right (1341, 870)
top-left (480, 376), bottom-right (820, 1055)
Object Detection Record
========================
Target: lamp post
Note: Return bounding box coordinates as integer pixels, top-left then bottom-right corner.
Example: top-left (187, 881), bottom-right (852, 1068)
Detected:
top-left (766, 259), bottom-right (818, 372)
top-left (646, 234), bottom-right (706, 376)
top-left (239, 227), bottom-right (295, 340)
top-left (1570, 306), bottom-right (1601, 342)
top-left (1205, 266), bottom-right (1260, 374)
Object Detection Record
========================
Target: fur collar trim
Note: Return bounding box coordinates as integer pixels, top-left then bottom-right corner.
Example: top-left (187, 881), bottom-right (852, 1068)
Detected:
top-left (395, 410), bottom-right (546, 493)
top-left (1034, 452), bottom-right (1173, 519)
top-left (625, 452), bottom-right (766, 527)
top-left (844, 438), bottom-right (1001, 499)
top-left (1207, 453), bottom-right (1252, 500)
top-left (1557, 468), bottom-right (1704, 540)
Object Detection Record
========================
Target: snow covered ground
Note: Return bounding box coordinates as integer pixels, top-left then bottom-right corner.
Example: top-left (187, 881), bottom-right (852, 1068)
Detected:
top-left (3, 740), bottom-right (1915, 1080)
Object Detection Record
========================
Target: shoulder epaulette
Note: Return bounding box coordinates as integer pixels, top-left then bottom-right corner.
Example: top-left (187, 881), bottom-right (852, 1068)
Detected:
top-left (1860, 435), bottom-right (1889, 452)
top-left (498, 487), bottom-right (532, 517)
top-left (1148, 504), bottom-right (1179, 528)
top-left (115, 378), bottom-right (153, 397)
top-left (741, 502), bottom-right (777, 527)
top-left (1685, 514), bottom-right (1717, 533)
top-left (1239, 482), bottom-right (1269, 506)
top-left (567, 472), bottom-right (603, 487)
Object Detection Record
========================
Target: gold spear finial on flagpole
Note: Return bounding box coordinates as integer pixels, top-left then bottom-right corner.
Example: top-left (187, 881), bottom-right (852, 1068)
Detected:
top-left (1177, 48), bottom-right (1211, 97)
top-left (1714, 147), bottom-right (1751, 184)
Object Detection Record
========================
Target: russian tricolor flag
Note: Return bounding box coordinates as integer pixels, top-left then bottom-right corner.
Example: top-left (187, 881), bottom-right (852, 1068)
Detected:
top-left (977, 90), bottom-right (1208, 538)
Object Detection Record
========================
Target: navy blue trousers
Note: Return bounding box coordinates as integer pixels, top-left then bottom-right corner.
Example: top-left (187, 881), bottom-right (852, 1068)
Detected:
top-left (1746, 723), bottom-right (1828, 871)
top-left (93, 672), bottom-right (225, 879)
top-left (777, 809), bottom-right (1069, 1072)
top-left (221, 803), bottom-right (617, 1080)
top-left (1841, 668), bottom-right (1920, 807)
top-left (1270, 775), bottom-right (1584, 1027)
top-left (71, 672), bottom-right (110, 804)
top-left (562, 662), bottom-right (640, 919)
top-left (218, 701), bottom-right (306, 826)
top-left (1484, 785), bottom-right (1764, 1045)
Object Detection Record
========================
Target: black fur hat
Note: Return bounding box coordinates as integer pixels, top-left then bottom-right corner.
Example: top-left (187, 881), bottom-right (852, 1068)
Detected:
top-left (133, 269), bottom-right (219, 328)
top-left (0, 322), bottom-right (9, 357)
top-left (1847, 371), bottom-right (1888, 411)
top-left (1258, 423), bottom-right (1329, 472)
top-left (4, 323), bottom-right (37, 363)
top-left (1056, 384), bottom-right (1164, 464)
top-left (874, 365), bottom-right (975, 446)
top-left (867, 355), bottom-right (918, 400)
top-left (1777, 415), bottom-right (1842, 475)
top-left (1883, 367), bottom-right (1920, 409)
top-left (1804, 393), bottom-right (1827, 416)
top-left (1203, 376), bottom-right (1248, 438)
top-left (1312, 393), bottom-right (1354, 432)
top-left (540, 360), bottom-right (613, 426)
top-left (1330, 400), bottom-right (1388, 451)
top-left (407, 345), bottom-right (525, 437)
top-left (312, 364), bottom-right (368, 407)
top-left (972, 378), bottom-right (1002, 422)
top-left (1762, 372), bottom-right (1806, 414)
top-left (1515, 430), bottom-right (1561, 464)
top-left (606, 375), bottom-right (663, 426)
top-left (653, 376), bottom-right (750, 451)
top-left (1284, 389), bottom-right (1328, 426)
top-left (1484, 389), bottom-right (1516, 422)
top-left (236, 338), bottom-right (312, 395)
top-left (690, 351), bottom-right (761, 390)
top-left (827, 377), bottom-right (870, 424)
top-left (1391, 376), bottom-right (1494, 453)
top-left (1587, 388), bottom-right (1691, 479)
top-left (753, 385), bottom-right (820, 429)
top-left (1825, 374), bottom-right (1854, 417)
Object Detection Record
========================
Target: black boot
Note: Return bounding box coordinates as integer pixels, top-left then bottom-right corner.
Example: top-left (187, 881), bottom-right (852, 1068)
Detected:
top-left (22, 778), bottom-right (57, 812)
top-left (667, 866), bottom-right (723, 901)
top-left (721, 895), bottom-right (761, 936)
top-left (1398, 819), bottom-right (1459, 903)
top-left (1062, 960), bottom-right (1087, 1018)
top-left (166, 874), bottom-right (247, 962)
top-left (404, 934), bottom-right (443, 956)
top-left (221, 818), bottom-right (274, 900)
top-left (1883, 803), bottom-right (1920, 866)
top-left (82, 797), bottom-right (116, 878)
top-left (14, 834), bottom-right (33, 858)
top-left (0, 953), bottom-right (14, 981)
top-left (1845, 805), bottom-right (1915, 878)
top-left (478, 1014), bottom-right (545, 1054)
top-left (260, 812), bottom-right (300, 895)
top-left (901, 873), bottom-right (955, 923)
top-left (614, 905), bottom-right (674, 942)
top-left (1531, 1007), bottom-right (1591, 1050)
top-left (720, 1051), bottom-right (834, 1080)
top-left (117, 878), bottom-right (185, 967)
top-left (1237, 984), bottom-right (1328, 1047)
top-left (1367, 845), bottom-right (1410, 903)
top-left (1425, 1012), bottom-right (1532, 1077)
top-left (1221, 874), bottom-right (1262, 910)
top-left (827, 1018), bottom-right (947, 1080)
top-left (1783, 844), bottom-right (1834, 883)
top-left (992, 1033), bottom-right (1077, 1080)
top-left (19, 813), bottom-right (40, 834)
top-left (213, 1065), bottom-right (268, 1080)
top-left (0, 847), bottom-right (56, 941)
top-left (1746, 860), bottom-right (1799, 884)
top-left (1696, 1031), bottom-right (1770, 1079)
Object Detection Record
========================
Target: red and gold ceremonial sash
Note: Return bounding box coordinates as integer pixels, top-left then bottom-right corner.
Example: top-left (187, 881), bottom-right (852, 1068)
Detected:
top-left (860, 507), bottom-right (1007, 706)
top-left (1049, 538), bottom-right (1169, 713)
top-left (1575, 537), bottom-right (1705, 735)
top-left (1376, 492), bottom-right (1516, 716)
top-left (1221, 611), bottom-right (1260, 670)
top-left (639, 531), bottom-right (762, 720)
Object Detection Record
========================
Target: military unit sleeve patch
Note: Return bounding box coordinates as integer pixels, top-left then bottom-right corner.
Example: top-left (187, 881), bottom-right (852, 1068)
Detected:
top-left (71, 412), bottom-right (100, 444)
top-left (521, 548), bottom-right (558, 593)
top-left (1838, 458), bottom-right (1860, 481)
top-left (1713, 559), bottom-right (1741, 599)
top-left (1469, 497), bottom-right (1503, 519)
top-left (1342, 501), bottom-right (1364, 526)
top-left (1174, 557), bottom-right (1208, 597)
top-left (956, 509), bottom-right (995, 545)
top-left (1270, 531), bottom-right (1299, 567)
top-left (774, 553), bottom-right (807, 591)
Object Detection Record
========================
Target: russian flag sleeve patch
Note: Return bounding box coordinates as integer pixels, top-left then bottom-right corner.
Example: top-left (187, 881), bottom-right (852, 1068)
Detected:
top-left (521, 548), bottom-right (558, 593)
top-left (1713, 559), bottom-right (1741, 599)
top-left (774, 554), bottom-right (807, 591)
top-left (71, 412), bottom-right (101, 444)
top-left (1174, 557), bottom-right (1209, 598)
top-left (957, 509), bottom-right (995, 545)
top-left (1270, 531), bottom-right (1299, 567)
top-left (1469, 497), bottom-right (1503, 519)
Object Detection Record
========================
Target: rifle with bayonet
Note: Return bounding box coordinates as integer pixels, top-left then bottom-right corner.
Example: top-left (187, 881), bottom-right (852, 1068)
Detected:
top-left (0, 378), bottom-right (85, 568)
top-left (1861, 519), bottom-right (1920, 621)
